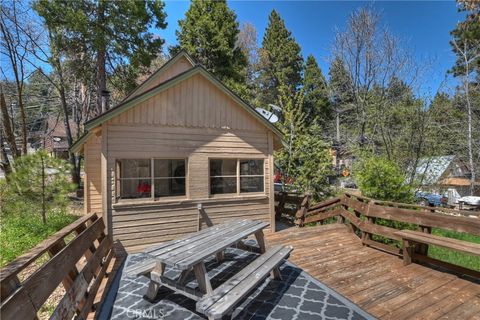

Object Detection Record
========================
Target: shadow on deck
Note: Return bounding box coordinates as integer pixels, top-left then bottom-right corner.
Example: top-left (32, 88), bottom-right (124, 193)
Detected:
top-left (266, 223), bottom-right (480, 320)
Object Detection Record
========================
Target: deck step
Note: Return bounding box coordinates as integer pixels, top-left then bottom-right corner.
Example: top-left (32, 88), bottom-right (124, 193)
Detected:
top-left (196, 245), bottom-right (293, 320)
top-left (124, 258), bottom-right (157, 277)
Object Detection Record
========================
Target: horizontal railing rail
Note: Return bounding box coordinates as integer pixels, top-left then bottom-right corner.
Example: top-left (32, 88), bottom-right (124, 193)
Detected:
top-left (0, 212), bottom-right (117, 320)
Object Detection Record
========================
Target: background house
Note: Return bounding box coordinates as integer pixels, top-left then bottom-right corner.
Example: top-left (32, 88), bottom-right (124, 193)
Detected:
top-left (41, 117), bottom-right (78, 159)
top-left (72, 51), bottom-right (283, 252)
top-left (414, 155), bottom-right (479, 196)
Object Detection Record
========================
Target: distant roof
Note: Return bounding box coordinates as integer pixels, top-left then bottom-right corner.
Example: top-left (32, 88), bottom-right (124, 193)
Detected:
top-left (414, 155), bottom-right (455, 185)
top-left (46, 117), bottom-right (77, 138)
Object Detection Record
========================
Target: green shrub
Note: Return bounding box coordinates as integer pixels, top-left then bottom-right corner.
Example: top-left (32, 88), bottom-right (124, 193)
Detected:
top-left (354, 155), bottom-right (413, 203)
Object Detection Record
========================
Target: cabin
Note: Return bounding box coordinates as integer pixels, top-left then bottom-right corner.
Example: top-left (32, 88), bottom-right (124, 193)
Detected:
top-left (71, 51), bottom-right (283, 252)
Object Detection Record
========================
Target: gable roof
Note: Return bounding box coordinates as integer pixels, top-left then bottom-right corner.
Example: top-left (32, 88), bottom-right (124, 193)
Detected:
top-left (71, 52), bottom-right (283, 153)
top-left (414, 155), bottom-right (456, 185)
top-left (121, 50), bottom-right (196, 102)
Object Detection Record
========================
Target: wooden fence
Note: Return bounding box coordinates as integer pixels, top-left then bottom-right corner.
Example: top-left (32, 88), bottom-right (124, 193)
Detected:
top-left (300, 193), bottom-right (480, 278)
top-left (0, 213), bottom-right (119, 320)
top-left (274, 192), bottom-right (310, 227)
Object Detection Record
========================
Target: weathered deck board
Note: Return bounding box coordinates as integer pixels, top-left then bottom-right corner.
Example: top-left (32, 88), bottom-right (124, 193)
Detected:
top-left (265, 223), bottom-right (480, 320)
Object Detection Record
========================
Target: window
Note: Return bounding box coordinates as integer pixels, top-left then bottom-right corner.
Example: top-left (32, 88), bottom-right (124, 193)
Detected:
top-left (240, 160), bottom-right (264, 193)
top-left (117, 159), bottom-right (151, 199)
top-left (210, 159), bottom-right (237, 194)
top-left (116, 159), bottom-right (186, 200)
top-left (210, 159), bottom-right (264, 195)
top-left (154, 159), bottom-right (186, 197)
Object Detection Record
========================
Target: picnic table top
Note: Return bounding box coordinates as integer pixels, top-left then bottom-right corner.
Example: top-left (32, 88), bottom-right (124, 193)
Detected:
top-left (144, 219), bottom-right (269, 270)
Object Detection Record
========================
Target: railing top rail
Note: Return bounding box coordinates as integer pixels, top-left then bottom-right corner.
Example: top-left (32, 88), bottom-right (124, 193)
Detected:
top-left (344, 192), bottom-right (480, 217)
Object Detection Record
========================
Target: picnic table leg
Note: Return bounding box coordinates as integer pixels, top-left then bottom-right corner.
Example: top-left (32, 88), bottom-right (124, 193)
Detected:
top-left (178, 268), bottom-right (192, 285)
top-left (255, 231), bottom-right (282, 280)
top-left (216, 251), bottom-right (225, 263)
top-left (146, 262), bottom-right (165, 300)
top-left (254, 231), bottom-right (267, 253)
top-left (193, 262), bottom-right (213, 294)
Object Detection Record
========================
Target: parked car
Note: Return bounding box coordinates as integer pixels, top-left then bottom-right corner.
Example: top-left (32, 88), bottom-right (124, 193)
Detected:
top-left (415, 191), bottom-right (448, 207)
top-left (457, 196), bottom-right (480, 207)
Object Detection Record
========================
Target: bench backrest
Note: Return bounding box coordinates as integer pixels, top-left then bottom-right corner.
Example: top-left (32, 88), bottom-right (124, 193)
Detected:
top-left (0, 213), bottom-right (114, 320)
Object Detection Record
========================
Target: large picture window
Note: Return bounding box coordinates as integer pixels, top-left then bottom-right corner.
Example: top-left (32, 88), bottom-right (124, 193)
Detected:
top-left (210, 159), bottom-right (264, 195)
top-left (116, 159), bottom-right (186, 200)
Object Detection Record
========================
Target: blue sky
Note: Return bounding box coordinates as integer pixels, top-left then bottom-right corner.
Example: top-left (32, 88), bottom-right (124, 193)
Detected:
top-left (162, 0), bottom-right (465, 95)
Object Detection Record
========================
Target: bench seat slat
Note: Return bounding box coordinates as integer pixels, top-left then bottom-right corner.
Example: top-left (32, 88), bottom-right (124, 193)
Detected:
top-left (196, 245), bottom-right (293, 319)
top-left (124, 259), bottom-right (158, 277)
top-left (395, 230), bottom-right (480, 256)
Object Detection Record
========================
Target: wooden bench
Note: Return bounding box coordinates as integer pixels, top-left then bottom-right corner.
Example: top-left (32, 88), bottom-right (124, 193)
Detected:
top-left (125, 259), bottom-right (158, 278)
top-left (196, 245), bottom-right (293, 320)
top-left (395, 230), bottom-right (480, 278)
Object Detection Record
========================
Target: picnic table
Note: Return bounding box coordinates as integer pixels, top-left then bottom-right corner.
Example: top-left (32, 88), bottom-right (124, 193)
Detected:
top-left (125, 218), bottom-right (292, 320)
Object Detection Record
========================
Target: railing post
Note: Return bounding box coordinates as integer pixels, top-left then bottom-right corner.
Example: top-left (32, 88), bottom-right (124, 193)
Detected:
top-left (416, 225), bottom-right (432, 256)
top-left (275, 192), bottom-right (286, 220)
top-left (295, 194), bottom-right (310, 227)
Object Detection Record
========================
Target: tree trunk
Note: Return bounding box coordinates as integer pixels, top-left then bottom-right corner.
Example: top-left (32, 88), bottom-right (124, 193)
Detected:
top-left (41, 152), bottom-right (47, 224)
top-left (0, 88), bottom-right (20, 159)
top-left (52, 51), bottom-right (81, 187)
top-left (96, 0), bottom-right (107, 116)
top-left (465, 78), bottom-right (475, 195)
top-left (0, 129), bottom-right (11, 176)
top-left (17, 88), bottom-right (28, 155)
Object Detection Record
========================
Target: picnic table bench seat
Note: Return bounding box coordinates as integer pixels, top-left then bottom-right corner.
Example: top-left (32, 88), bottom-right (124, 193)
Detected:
top-left (196, 244), bottom-right (293, 320)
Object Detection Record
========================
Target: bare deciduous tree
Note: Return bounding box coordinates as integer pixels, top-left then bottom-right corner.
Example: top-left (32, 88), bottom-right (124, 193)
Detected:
top-left (332, 8), bottom-right (414, 147)
top-left (0, 1), bottom-right (35, 155)
top-left (452, 37), bottom-right (479, 195)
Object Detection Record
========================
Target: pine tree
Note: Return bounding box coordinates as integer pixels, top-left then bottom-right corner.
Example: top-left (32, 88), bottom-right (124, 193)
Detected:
top-left (303, 55), bottom-right (331, 124)
top-left (258, 10), bottom-right (303, 106)
top-left (275, 86), bottom-right (333, 200)
top-left (175, 0), bottom-right (247, 91)
top-left (35, 0), bottom-right (168, 115)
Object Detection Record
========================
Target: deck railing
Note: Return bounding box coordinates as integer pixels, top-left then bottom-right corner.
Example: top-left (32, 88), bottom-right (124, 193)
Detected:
top-left (0, 213), bottom-right (118, 320)
top-left (274, 192), bottom-right (310, 226)
top-left (300, 193), bottom-right (480, 278)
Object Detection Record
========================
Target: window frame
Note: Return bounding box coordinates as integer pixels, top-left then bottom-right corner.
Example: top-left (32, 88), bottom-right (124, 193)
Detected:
top-left (115, 157), bottom-right (188, 202)
top-left (208, 158), bottom-right (266, 196)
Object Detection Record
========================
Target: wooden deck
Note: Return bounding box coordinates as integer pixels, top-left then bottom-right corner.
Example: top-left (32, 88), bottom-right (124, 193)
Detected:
top-left (266, 223), bottom-right (480, 320)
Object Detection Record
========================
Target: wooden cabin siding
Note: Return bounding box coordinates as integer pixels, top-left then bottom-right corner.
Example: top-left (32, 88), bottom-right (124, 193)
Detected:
top-left (109, 75), bottom-right (265, 132)
top-left (84, 135), bottom-right (102, 215)
top-left (131, 56), bottom-right (193, 99)
top-left (111, 197), bottom-right (270, 252)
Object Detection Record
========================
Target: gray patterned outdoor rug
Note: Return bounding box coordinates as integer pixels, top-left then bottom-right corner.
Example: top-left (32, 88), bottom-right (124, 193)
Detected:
top-left (103, 245), bottom-right (374, 320)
